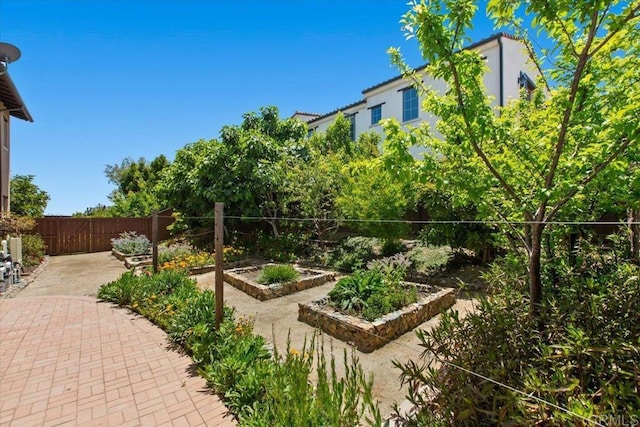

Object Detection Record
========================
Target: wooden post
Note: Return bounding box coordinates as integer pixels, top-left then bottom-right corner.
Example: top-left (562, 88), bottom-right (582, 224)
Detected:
top-left (152, 211), bottom-right (159, 274)
top-left (214, 203), bottom-right (224, 329)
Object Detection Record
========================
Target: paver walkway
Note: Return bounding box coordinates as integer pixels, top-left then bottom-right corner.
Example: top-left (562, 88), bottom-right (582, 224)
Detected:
top-left (0, 296), bottom-right (236, 426)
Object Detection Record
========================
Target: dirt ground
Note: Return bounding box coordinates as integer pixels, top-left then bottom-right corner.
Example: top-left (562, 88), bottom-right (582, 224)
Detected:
top-left (197, 270), bottom-right (477, 418)
top-left (9, 251), bottom-right (477, 419)
top-left (12, 251), bottom-right (128, 298)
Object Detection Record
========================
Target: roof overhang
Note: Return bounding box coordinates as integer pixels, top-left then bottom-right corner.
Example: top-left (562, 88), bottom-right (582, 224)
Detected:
top-left (0, 68), bottom-right (33, 122)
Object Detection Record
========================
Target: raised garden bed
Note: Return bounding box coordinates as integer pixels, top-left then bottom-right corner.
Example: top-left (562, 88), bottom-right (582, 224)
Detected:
top-left (298, 284), bottom-right (455, 353)
top-left (124, 255), bottom-right (152, 269)
top-left (112, 249), bottom-right (150, 262)
top-left (223, 264), bottom-right (335, 300)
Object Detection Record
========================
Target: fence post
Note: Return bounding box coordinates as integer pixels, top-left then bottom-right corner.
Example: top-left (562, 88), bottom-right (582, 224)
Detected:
top-left (215, 202), bottom-right (224, 329)
top-left (152, 211), bottom-right (159, 274)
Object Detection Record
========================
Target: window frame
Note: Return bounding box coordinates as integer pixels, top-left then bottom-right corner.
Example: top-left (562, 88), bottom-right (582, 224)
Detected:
top-left (370, 104), bottom-right (382, 125)
top-left (518, 71), bottom-right (536, 101)
top-left (346, 113), bottom-right (356, 141)
top-left (402, 87), bottom-right (419, 122)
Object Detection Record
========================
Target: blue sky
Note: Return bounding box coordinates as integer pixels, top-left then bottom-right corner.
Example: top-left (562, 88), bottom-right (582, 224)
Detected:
top-left (1, 0), bottom-right (500, 215)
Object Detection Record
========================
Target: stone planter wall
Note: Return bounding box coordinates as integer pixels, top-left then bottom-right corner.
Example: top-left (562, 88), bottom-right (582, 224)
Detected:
top-left (112, 249), bottom-right (150, 262)
top-left (124, 255), bottom-right (153, 269)
top-left (298, 285), bottom-right (455, 353)
top-left (223, 264), bottom-right (335, 300)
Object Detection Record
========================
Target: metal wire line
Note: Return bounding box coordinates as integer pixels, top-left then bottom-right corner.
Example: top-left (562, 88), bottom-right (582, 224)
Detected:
top-left (246, 281), bottom-right (603, 426)
top-left (156, 213), bottom-right (638, 226)
top-left (181, 214), bottom-right (638, 226)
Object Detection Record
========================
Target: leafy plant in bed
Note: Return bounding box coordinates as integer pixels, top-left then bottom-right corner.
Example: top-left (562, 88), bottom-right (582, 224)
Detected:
top-left (328, 266), bottom-right (417, 322)
top-left (257, 264), bottom-right (300, 286)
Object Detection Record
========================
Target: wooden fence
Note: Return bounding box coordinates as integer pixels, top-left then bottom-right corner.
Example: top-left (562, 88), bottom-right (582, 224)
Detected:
top-left (35, 210), bottom-right (174, 256)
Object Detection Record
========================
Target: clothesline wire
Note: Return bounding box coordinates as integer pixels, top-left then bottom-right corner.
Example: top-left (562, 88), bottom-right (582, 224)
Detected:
top-left (155, 214), bottom-right (638, 226)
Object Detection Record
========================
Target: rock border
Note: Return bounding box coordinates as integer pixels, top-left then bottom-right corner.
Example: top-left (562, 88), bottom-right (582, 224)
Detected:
top-left (298, 284), bottom-right (456, 353)
top-left (112, 249), bottom-right (150, 262)
top-left (223, 264), bottom-right (335, 301)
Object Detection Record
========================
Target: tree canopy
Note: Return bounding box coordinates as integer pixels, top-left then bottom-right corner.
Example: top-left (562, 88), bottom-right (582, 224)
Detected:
top-left (390, 0), bottom-right (640, 314)
top-left (10, 174), bottom-right (50, 217)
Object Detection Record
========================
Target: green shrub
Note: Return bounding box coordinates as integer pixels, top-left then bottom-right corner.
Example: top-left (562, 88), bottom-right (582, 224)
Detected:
top-left (325, 236), bottom-right (379, 272)
top-left (394, 246), bottom-right (640, 425)
top-left (97, 270), bottom-right (199, 328)
top-left (329, 269), bottom-right (385, 312)
top-left (199, 320), bottom-right (272, 414)
top-left (97, 271), bottom-right (139, 306)
top-left (329, 267), bottom-right (417, 321)
top-left (405, 244), bottom-right (453, 274)
top-left (158, 245), bottom-right (193, 264)
top-left (97, 268), bottom-right (381, 425)
top-left (21, 233), bottom-right (46, 269)
top-left (236, 337), bottom-right (382, 426)
top-left (111, 231), bottom-right (150, 255)
top-left (167, 289), bottom-right (234, 351)
top-left (257, 264), bottom-right (300, 285)
top-left (252, 231), bottom-right (311, 262)
top-left (381, 239), bottom-right (405, 257)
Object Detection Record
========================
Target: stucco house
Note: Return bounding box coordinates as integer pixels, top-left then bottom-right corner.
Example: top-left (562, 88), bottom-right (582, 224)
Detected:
top-left (0, 51), bottom-right (33, 214)
top-left (294, 33), bottom-right (537, 153)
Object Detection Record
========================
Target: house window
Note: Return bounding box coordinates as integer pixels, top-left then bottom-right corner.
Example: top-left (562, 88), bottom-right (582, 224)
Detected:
top-left (307, 126), bottom-right (318, 138)
top-left (346, 114), bottom-right (356, 141)
top-left (518, 71), bottom-right (536, 101)
top-left (371, 104), bottom-right (382, 125)
top-left (402, 87), bottom-right (419, 122)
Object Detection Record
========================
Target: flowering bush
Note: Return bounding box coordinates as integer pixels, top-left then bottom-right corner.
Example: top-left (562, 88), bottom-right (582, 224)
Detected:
top-left (159, 246), bottom-right (245, 271)
top-left (111, 231), bottom-right (150, 255)
top-left (160, 251), bottom-right (215, 271)
top-left (221, 246), bottom-right (245, 262)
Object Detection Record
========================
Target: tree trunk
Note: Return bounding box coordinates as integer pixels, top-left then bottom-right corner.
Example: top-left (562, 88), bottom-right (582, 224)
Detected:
top-left (630, 208), bottom-right (639, 263)
top-left (268, 219), bottom-right (279, 238)
top-left (529, 223), bottom-right (544, 319)
top-left (545, 230), bottom-right (559, 287)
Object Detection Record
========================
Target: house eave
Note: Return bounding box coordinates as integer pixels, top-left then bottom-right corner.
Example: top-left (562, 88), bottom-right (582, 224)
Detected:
top-left (0, 70), bottom-right (33, 122)
top-left (361, 32), bottom-right (517, 95)
top-left (307, 99), bottom-right (366, 125)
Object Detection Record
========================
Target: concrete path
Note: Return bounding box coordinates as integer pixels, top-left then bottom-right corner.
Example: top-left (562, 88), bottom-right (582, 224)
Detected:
top-left (15, 252), bottom-right (128, 298)
top-left (0, 252), bottom-right (236, 426)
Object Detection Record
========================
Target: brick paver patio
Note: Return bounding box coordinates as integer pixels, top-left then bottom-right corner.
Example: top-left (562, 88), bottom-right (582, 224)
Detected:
top-left (0, 296), bottom-right (236, 426)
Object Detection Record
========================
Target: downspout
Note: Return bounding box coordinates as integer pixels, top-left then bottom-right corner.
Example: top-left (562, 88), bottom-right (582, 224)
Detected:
top-left (498, 34), bottom-right (504, 110)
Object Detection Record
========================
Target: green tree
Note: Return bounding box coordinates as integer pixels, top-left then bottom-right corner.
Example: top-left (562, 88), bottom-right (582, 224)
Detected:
top-left (287, 114), bottom-right (380, 241)
top-left (391, 0), bottom-right (640, 316)
top-left (159, 106), bottom-right (307, 236)
top-left (336, 119), bottom-right (420, 242)
top-left (10, 174), bottom-right (50, 217)
top-left (102, 155), bottom-right (170, 217)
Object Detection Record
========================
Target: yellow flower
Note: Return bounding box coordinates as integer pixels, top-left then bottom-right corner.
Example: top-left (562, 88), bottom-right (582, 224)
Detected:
top-left (289, 348), bottom-right (300, 356)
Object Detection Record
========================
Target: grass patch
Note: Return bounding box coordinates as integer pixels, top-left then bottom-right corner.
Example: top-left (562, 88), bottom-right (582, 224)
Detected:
top-left (257, 264), bottom-right (300, 285)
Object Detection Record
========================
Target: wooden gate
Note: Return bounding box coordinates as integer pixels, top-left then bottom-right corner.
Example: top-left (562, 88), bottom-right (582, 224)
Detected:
top-left (35, 210), bottom-right (173, 256)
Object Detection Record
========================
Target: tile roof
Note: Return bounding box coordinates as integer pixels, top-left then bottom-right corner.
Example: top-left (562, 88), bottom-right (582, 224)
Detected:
top-left (306, 99), bottom-right (366, 124)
